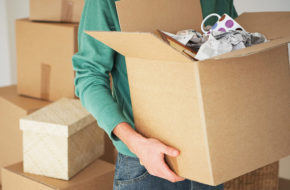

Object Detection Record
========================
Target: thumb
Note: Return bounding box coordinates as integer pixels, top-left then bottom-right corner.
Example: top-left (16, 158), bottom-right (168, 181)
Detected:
top-left (161, 145), bottom-right (180, 157)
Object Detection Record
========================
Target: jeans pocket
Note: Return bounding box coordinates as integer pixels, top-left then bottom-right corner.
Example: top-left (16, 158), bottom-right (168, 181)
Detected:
top-left (115, 153), bottom-right (150, 185)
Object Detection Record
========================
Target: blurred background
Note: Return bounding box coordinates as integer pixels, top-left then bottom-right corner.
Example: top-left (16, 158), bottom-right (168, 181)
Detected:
top-left (0, 0), bottom-right (290, 185)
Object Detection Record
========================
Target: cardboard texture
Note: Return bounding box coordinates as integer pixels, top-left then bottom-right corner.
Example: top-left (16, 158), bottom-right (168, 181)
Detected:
top-left (16, 18), bottom-right (78, 101)
top-left (0, 85), bottom-right (49, 185)
top-left (1, 160), bottom-right (114, 190)
top-left (30, 0), bottom-right (84, 23)
top-left (87, 0), bottom-right (290, 185)
top-left (224, 162), bottom-right (279, 190)
top-left (20, 98), bottom-right (105, 180)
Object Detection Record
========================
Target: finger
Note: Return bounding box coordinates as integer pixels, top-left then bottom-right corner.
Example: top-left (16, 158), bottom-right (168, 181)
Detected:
top-left (161, 145), bottom-right (180, 157)
top-left (159, 158), bottom-right (185, 182)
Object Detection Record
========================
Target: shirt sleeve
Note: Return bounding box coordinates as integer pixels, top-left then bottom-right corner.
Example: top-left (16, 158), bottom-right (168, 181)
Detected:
top-left (72, 0), bottom-right (129, 141)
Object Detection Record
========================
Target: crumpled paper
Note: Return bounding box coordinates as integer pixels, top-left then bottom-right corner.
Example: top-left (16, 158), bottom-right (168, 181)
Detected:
top-left (162, 29), bottom-right (206, 52)
top-left (178, 29), bottom-right (208, 52)
top-left (195, 30), bottom-right (267, 60)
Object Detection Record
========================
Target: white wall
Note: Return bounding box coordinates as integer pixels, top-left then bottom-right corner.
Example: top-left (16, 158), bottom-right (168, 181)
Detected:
top-left (0, 0), bottom-right (289, 179)
top-left (0, 0), bottom-right (29, 87)
top-left (0, 0), bottom-right (11, 87)
top-left (235, 0), bottom-right (290, 13)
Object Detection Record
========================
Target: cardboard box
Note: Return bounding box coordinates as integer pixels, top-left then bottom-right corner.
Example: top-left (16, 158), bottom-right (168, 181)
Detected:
top-left (100, 134), bottom-right (118, 164)
top-left (16, 19), bottom-right (78, 101)
top-left (1, 160), bottom-right (114, 190)
top-left (86, 0), bottom-right (290, 185)
top-left (0, 85), bottom-right (49, 185)
top-left (30, 0), bottom-right (84, 23)
top-left (224, 162), bottom-right (279, 190)
top-left (20, 98), bottom-right (104, 180)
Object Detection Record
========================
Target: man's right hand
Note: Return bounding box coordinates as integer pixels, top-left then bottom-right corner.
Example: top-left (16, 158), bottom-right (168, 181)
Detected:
top-left (113, 122), bottom-right (185, 183)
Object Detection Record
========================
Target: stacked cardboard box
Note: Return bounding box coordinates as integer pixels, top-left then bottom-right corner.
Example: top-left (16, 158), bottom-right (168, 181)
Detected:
top-left (15, 19), bottom-right (78, 101)
top-left (30, 0), bottom-right (84, 23)
top-left (0, 85), bottom-right (49, 186)
top-left (1, 0), bottom-right (117, 189)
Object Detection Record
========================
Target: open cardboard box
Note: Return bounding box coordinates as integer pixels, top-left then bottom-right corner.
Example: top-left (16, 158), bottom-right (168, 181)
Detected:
top-left (86, 0), bottom-right (290, 186)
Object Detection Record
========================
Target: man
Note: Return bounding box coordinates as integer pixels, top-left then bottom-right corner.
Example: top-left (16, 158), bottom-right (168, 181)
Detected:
top-left (72, 0), bottom-right (238, 189)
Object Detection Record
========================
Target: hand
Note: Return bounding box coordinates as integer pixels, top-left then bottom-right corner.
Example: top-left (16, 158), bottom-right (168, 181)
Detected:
top-left (133, 138), bottom-right (185, 183)
top-left (113, 122), bottom-right (185, 183)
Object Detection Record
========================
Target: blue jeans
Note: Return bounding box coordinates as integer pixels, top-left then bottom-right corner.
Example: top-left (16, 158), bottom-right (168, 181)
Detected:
top-left (113, 153), bottom-right (224, 190)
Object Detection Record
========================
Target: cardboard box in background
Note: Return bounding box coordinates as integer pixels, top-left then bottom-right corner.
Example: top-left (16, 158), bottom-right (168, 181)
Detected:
top-left (0, 85), bottom-right (50, 185)
top-left (16, 19), bottom-right (78, 101)
top-left (30, 0), bottom-right (84, 23)
top-left (224, 162), bottom-right (279, 190)
top-left (20, 98), bottom-right (105, 180)
top-left (87, 0), bottom-right (290, 185)
top-left (100, 134), bottom-right (118, 164)
top-left (1, 160), bottom-right (114, 190)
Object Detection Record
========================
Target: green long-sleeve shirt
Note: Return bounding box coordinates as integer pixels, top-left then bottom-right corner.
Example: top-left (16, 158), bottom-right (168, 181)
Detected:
top-left (72, 0), bottom-right (238, 158)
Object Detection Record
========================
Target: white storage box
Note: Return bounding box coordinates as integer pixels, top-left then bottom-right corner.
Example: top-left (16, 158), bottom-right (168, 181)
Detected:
top-left (20, 98), bottom-right (104, 180)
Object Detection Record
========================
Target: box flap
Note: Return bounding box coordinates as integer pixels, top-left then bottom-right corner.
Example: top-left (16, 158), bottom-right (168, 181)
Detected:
top-left (86, 31), bottom-right (193, 63)
top-left (212, 37), bottom-right (290, 60)
top-left (236, 12), bottom-right (290, 40)
top-left (116, 0), bottom-right (203, 33)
